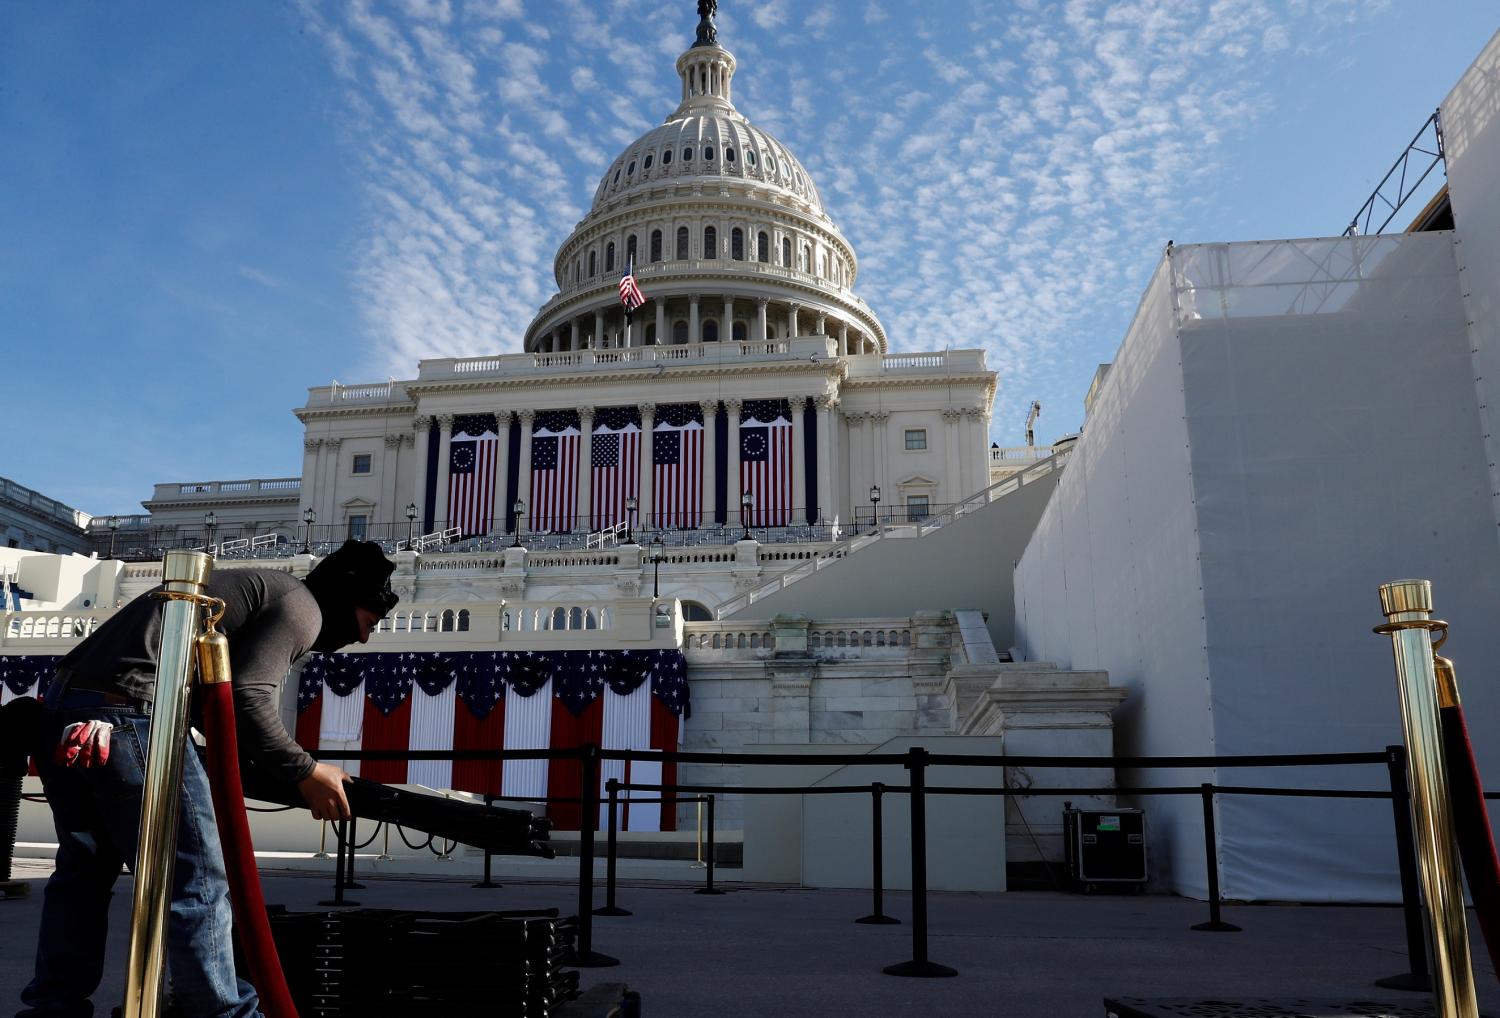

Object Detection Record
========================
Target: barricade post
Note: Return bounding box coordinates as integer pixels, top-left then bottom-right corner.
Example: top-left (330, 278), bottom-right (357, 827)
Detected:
top-left (1190, 784), bottom-right (1240, 932)
top-left (568, 743), bottom-right (619, 967)
top-left (1376, 744), bottom-right (1432, 991)
top-left (883, 747), bottom-right (956, 977)
top-left (595, 778), bottom-right (631, 916)
top-left (473, 793), bottom-right (502, 889)
top-left (856, 782), bottom-right (900, 925)
top-left (694, 793), bottom-right (725, 895)
top-left (318, 819), bottom-right (359, 908)
top-left (344, 816), bottom-right (366, 890)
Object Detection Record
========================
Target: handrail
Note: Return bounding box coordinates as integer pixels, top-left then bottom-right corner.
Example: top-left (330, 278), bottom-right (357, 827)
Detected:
top-left (715, 448), bottom-right (1072, 618)
top-left (585, 521), bottom-right (629, 549)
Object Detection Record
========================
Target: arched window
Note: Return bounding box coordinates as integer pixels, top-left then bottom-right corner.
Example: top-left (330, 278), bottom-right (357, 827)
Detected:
top-left (626, 160), bottom-right (635, 176)
top-left (626, 235), bottom-right (637, 265)
top-left (458, 609), bottom-right (470, 632)
top-left (703, 319), bottom-right (719, 343)
top-left (682, 146), bottom-right (693, 162)
top-left (757, 232), bottom-right (769, 262)
top-left (821, 253), bottom-right (828, 277)
top-left (703, 226), bottom-right (717, 260)
top-left (732, 321), bottom-right (747, 342)
top-left (585, 608), bottom-right (598, 630)
top-left (650, 229), bottom-right (662, 262)
top-left (441, 610), bottom-right (456, 632)
top-left (551, 607), bottom-right (567, 630)
top-left (673, 320), bottom-right (689, 344)
top-left (570, 606), bottom-right (584, 630)
top-left (781, 237), bottom-right (791, 266)
top-left (605, 242), bottom-right (615, 273)
top-left (573, 258), bottom-right (580, 283)
top-left (704, 145), bottom-right (715, 161)
top-left (643, 153), bottom-right (653, 170)
top-left (676, 226), bottom-right (689, 260)
top-left (747, 149), bottom-right (757, 167)
top-left (663, 148), bottom-right (673, 165)
top-left (803, 244), bottom-right (812, 270)
top-left (589, 250), bottom-right (597, 276)
top-left (725, 145), bottom-right (736, 162)
top-left (731, 227), bottom-right (744, 260)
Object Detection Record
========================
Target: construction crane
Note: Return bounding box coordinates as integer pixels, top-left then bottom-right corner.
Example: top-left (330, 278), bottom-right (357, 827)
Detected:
top-left (1025, 400), bottom-right (1041, 447)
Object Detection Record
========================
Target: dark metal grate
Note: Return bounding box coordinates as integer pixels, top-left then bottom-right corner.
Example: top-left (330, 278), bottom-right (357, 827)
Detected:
top-left (1104, 999), bottom-right (1488, 1018)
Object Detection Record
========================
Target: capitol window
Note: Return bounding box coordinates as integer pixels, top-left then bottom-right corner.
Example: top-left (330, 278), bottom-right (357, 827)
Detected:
top-left (589, 251), bottom-right (597, 276)
top-left (676, 226), bottom-right (689, 259)
top-left (766, 154), bottom-right (776, 172)
top-left (906, 496), bottom-right (930, 521)
top-left (725, 145), bottom-right (735, 162)
top-left (347, 514), bottom-right (368, 541)
top-left (672, 320), bottom-right (688, 344)
top-left (627, 160), bottom-right (635, 175)
top-left (703, 320), bottom-right (719, 343)
top-left (757, 232), bottom-right (769, 262)
top-left (732, 321), bottom-right (747, 342)
top-left (704, 145), bottom-right (715, 161)
top-left (605, 242), bottom-right (615, 272)
top-left (683, 147), bottom-right (693, 161)
top-left (904, 429), bottom-right (928, 451)
top-left (781, 237), bottom-right (791, 266)
top-left (746, 149), bottom-right (756, 167)
top-left (613, 168), bottom-right (621, 185)
top-left (351, 454), bottom-right (371, 474)
top-left (663, 149), bottom-right (673, 165)
top-left (650, 230), bottom-right (662, 262)
top-left (731, 227), bottom-right (744, 260)
top-left (643, 153), bottom-right (653, 170)
top-left (703, 226), bottom-right (716, 259)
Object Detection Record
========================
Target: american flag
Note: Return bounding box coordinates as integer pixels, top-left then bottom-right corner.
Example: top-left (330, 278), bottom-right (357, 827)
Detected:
top-left (591, 407), bottom-right (641, 532)
top-left (530, 410), bottom-right (580, 533)
top-left (618, 256), bottom-right (645, 314)
top-left (653, 402), bottom-right (704, 529)
top-left (740, 399), bottom-right (794, 527)
top-left (448, 414), bottom-right (499, 537)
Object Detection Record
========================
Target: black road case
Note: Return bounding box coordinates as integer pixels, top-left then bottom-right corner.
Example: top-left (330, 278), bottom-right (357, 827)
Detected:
top-left (1063, 804), bottom-right (1147, 892)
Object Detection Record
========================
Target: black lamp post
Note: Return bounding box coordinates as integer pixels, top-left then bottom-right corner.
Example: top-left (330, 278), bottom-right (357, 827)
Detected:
top-left (511, 499), bottom-right (525, 548)
top-left (625, 496), bottom-right (638, 544)
top-left (405, 502), bottom-right (418, 545)
top-left (204, 511), bottom-right (217, 553)
top-left (740, 491), bottom-right (753, 542)
top-left (302, 508), bottom-right (316, 555)
top-left (107, 516), bottom-right (120, 559)
top-left (650, 535), bottom-right (664, 598)
top-left (869, 485), bottom-right (881, 529)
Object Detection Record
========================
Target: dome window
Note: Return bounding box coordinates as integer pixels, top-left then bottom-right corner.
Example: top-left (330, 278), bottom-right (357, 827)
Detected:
top-left (627, 160), bottom-right (636, 175)
top-left (683, 147), bottom-right (693, 161)
top-left (644, 154), bottom-right (653, 170)
top-left (663, 149), bottom-right (673, 166)
top-left (613, 169), bottom-right (621, 185)
top-left (676, 226), bottom-right (689, 260)
top-left (746, 150), bottom-right (757, 167)
top-left (731, 227), bottom-right (744, 260)
top-left (703, 319), bottom-right (719, 343)
top-left (650, 229), bottom-right (663, 263)
top-left (781, 237), bottom-right (791, 267)
top-left (606, 242), bottom-right (615, 273)
top-left (589, 251), bottom-right (597, 276)
top-left (757, 231), bottom-right (769, 263)
top-left (704, 145), bottom-right (715, 161)
top-left (725, 146), bottom-right (736, 162)
top-left (672, 320), bottom-right (689, 344)
top-left (767, 154), bottom-right (776, 173)
top-left (732, 321), bottom-right (747, 342)
top-left (703, 225), bottom-right (717, 260)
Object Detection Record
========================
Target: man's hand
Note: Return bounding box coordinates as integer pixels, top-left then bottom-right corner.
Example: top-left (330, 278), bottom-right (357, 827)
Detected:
top-left (297, 762), bottom-right (352, 821)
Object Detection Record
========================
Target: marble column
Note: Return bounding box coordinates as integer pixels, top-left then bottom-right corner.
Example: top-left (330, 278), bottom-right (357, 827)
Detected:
top-left (790, 397), bottom-right (807, 525)
top-left (570, 320), bottom-right (580, 352)
top-left (655, 300), bottom-right (666, 346)
top-left (594, 311), bottom-right (604, 350)
top-left (756, 298), bottom-right (769, 343)
top-left (845, 413), bottom-right (867, 526)
top-left (725, 398), bottom-right (743, 527)
top-left (516, 409), bottom-right (535, 533)
top-left (639, 403), bottom-right (656, 528)
top-left (320, 438), bottom-right (342, 529)
top-left (382, 434), bottom-right (402, 535)
top-left (301, 438), bottom-right (323, 529)
top-left (840, 320), bottom-right (849, 355)
top-left (815, 312), bottom-right (826, 338)
top-left (411, 416), bottom-right (432, 528)
top-left (700, 400), bottom-right (719, 526)
top-left (577, 406), bottom-right (595, 531)
top-left (723, 296), bottom-right (734, 341)
top-left (814, 395), bottom-right (836, 525)
top-left (787, 302), bottom-right (799, 338)
top-left (872, 411), bottom-right (891, 508)
top-left (941, 409), bottom-right (961, 505)
top-left (491, 412), bottom-right (511, 535)
top-left (433, 415), bottom-right (454, 530)
top-left (689, 295), bottom-right (700, 344)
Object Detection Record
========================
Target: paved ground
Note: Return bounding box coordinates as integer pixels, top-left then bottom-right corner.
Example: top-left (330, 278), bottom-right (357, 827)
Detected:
top-left (3, 857), bottom-right (1497, 1018)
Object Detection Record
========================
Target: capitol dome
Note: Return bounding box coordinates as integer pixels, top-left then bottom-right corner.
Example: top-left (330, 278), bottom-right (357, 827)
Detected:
top-left (524, 7), bottom-right (885, 356)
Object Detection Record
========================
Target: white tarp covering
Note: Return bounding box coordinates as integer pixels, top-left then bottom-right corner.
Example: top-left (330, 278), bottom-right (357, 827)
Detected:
top-left (1016, 229), bottom-right (1500, 902)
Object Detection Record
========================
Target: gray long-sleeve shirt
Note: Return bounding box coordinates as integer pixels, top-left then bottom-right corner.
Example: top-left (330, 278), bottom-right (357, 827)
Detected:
top-left (57, 568), bottom-right (324, 786)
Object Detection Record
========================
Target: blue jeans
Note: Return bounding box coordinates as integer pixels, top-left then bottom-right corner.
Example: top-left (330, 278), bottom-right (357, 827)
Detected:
top-left (18, 696), bottom-right (261, 1018)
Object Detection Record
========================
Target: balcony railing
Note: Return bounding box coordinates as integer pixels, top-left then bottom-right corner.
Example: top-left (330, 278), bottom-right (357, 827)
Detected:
top-left (149, 478), bottom-right (302, 501)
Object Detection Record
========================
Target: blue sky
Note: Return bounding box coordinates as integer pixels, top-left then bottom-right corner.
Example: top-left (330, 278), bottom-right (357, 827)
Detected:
top-left (2, 1), bottom-right (1495, 516)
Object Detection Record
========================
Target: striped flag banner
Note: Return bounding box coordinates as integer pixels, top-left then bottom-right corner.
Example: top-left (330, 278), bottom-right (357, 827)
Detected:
top-left (740, 399), bottom-right (793, 527)
top-left (653, 402), bottom-right (704, 529)
top-left (530, 410), bottom-right (581, 533)
top-left (591, 407), bottom-right (641, 531)
top-left (448, 414), bottom-right (499, 537)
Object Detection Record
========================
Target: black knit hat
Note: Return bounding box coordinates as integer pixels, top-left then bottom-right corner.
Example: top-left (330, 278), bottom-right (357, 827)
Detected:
top-left (303, 540), bottom-right (398, 651)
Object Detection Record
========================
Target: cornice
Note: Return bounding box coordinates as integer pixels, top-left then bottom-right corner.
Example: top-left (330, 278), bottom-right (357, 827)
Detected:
top-left (402, 361), bottom-right (845, 398)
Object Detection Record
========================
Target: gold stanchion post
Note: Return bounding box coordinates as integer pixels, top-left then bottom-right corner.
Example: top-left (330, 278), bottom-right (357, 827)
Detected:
top-left (122, 550), bottom-right (214, 1018)
top-left (1375, 579), bottom-right (1479, 1018)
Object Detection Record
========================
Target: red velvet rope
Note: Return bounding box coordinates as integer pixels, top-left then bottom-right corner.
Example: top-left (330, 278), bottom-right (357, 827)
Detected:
top-left (1440, 704), bottom-right (1500, 980)
top-left (199, 681), bottom-right (300, 1018)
